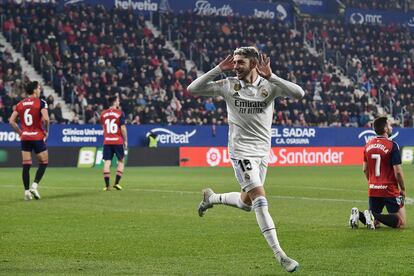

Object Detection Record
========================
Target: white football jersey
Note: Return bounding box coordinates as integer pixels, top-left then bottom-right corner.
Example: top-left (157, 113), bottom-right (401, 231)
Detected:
top-left (188, 66), bottom-right (304, 159)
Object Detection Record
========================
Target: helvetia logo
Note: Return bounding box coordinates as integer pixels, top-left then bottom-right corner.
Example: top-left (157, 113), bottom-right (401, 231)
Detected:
top-left (148, 128), bottom-right (197, 144)
top-left (206, 148), bottom-right (221, 167)
top-left (115, 0), bottom-right (158, 11)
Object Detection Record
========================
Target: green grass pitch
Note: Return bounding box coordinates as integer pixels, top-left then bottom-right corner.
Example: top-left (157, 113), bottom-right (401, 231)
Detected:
top-left (1, 166), bottom-right (413, 275)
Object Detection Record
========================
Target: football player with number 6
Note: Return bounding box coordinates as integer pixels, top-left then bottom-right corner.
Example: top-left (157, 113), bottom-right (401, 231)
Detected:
top-left (9, 81), bottom-right (49, 200)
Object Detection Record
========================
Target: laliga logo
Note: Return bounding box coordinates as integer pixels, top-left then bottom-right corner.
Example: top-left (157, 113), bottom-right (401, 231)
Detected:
top-left (148, 128), bottom-right (196, 144)
top-left (206, 148), bottom-right (221, 167)
top-left (350, 12), bottom-right (364, 24)
top-left (358, 130), bottom-right (399, 143)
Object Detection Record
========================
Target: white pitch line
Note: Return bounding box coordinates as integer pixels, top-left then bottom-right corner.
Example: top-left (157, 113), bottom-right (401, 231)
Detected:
top-left (0, 184), bottom-right (377, 204)
top-left (278, 185), bottom-right (367, 193)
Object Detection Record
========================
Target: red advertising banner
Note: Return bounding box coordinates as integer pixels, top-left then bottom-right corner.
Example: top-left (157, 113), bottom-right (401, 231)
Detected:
top-left (179, 147), bottom-right (364, 167)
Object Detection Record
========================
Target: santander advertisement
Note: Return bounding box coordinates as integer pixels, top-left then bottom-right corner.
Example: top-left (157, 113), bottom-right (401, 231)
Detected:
top-left (180, 147), bottom-right (363, 167)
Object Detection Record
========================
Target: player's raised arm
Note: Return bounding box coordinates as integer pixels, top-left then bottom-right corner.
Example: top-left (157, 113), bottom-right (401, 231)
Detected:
top-left (256, 54), bottom-right (304, 99)
top-left (9, 110), bottom-right (22, 136)
top-left (187, 55), bottom-right (233, 96)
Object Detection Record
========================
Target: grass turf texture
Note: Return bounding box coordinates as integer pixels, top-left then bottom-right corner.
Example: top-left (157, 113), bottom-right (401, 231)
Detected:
top-left (0, 166), bottom-right (413, 275)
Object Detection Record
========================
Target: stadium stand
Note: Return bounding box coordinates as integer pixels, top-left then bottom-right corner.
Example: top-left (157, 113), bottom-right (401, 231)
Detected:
top-left (342, 0), bottom-right (409, 11)
top-left (0, 46), bottom-right (24, 123)
top-left (302, 16), bottom-right (414, 127)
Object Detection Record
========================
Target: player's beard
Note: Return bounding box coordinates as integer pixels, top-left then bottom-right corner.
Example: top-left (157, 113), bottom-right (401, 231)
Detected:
top-left (235, 68), bottom-right (251, 80)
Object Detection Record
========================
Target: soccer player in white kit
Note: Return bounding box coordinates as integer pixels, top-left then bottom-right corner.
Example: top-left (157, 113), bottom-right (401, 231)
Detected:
top-left (188, 47), bottom-right (304, 273)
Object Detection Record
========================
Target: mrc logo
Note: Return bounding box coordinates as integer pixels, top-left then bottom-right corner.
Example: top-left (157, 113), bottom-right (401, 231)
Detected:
top-left (350, 12), bottom-right (382, 24)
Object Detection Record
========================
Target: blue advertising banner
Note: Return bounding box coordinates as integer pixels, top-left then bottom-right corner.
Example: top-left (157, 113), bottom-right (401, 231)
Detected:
top-left (293, 0), bottom-right (337, 15)
top-left (61, 0), bottom-right (293, 23)
top-left (346, 8), bottom-right (414, 30)
top-left (1, 124), bottom-right (414, 148)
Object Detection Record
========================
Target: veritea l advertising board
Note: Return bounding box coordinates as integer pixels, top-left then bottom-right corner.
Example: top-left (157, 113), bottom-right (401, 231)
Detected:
top-left (1, 124), bottom-right (414, 148)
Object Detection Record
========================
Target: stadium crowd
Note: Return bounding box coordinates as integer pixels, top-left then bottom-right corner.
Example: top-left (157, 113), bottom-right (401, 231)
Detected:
top-left (1, 2), bottom-right (413, 127)
top-left (303, 16), bottom-right (414, 127)
top-left (260, 0), bottom-right (411, 11)
top-left (342, 0), bottom-right (410, 11)
top-left (0, 46), bottom-right (23, 124)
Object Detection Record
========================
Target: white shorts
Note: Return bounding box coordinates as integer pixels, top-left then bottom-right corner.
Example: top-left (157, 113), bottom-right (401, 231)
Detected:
top-left (231, 157), bottom-right (269, 192)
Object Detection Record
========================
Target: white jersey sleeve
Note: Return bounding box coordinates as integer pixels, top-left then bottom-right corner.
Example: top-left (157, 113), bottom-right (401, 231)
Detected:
top-left (188, 67), bottom-right (305, 159)
top-left (187, 66), bottom-right (227, 97)
top-left (267, 73), bottom-right (305, 99)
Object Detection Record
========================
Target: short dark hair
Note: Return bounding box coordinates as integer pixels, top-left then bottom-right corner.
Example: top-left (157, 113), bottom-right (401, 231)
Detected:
top-left (26, 81), bottom-right (39, 95)
top-left (108, 95), bottom-right (118, 106)
top-left (373, 116), bottom-right (388, 135)
top-left (233, 47), bottom-right (259, 60)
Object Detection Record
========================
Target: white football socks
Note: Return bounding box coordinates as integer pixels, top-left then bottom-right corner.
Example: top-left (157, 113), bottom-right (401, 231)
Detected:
top-left (253, 196), bottom-right (283, 256)
top-left (209, 192), bottom-right (252, 211)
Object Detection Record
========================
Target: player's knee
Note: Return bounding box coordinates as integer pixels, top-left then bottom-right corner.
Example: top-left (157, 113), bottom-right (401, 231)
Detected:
top-left (237, 198), bottom-right (252, 212)
top-left (247, 186), bottom-right (265, 201)
top-left (252, 196), bottom-right (268, 210)
top-left (397, 217), bottom-right (406, 228)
